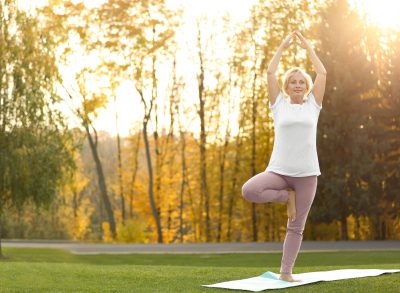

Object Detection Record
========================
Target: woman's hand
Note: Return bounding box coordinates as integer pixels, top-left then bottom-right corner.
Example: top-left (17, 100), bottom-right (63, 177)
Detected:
top-left (280, 32), bottom-right (296, 50)
top-left (294, 30), bottom-right (311, 49)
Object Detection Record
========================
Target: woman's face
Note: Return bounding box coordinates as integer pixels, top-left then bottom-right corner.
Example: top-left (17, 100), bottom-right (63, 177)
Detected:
top-left (286, 72), bottom-right (307, 99)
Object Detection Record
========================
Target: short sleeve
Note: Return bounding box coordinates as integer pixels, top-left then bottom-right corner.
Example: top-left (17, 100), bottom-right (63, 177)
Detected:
top-left (308, 91), bottom-right (322, 110)
top-left (269, 92), bottom-right (284, 110)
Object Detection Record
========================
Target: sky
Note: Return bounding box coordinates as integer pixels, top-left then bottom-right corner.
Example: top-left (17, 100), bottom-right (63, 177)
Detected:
top-left (16, 0), bottom-right (400, 137)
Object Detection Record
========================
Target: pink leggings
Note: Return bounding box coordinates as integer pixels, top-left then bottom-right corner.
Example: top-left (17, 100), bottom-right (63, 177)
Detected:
top-left (241, 171), bottom-right (317, 274)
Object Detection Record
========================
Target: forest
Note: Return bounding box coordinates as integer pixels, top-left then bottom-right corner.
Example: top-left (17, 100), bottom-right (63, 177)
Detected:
top-left (0, 0), bottom-right (399, 246)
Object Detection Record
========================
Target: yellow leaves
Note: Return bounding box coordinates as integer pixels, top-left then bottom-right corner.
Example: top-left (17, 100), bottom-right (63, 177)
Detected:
top-left (102, 222), bottom-right (113, 242)
top-left (116, 218), bottom-right (150, 243)
top-left (59, 150), bottom-right (93, 240)
top-left (75, 26), bottom-right (87, 39)
top-left (102, 218), bottom-right (151, 243)
top-left (305, 221), bottom-right (339, 241)
top-left (60, 195), bottom-right (93, 240)
top-left (72, 209), bottom-right (93, 239)
top-left (82, 93), bottom-right (108, 116)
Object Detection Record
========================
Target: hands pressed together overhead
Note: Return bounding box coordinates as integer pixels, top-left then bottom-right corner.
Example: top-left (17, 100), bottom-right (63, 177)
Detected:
top-left (281, 30), bottom-right (311, 50)
top-left (267, 29), bottom-right (326, 107)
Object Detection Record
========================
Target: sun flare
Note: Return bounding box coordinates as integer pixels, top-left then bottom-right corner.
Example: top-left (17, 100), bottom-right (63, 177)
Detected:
top-left (352, 0), bottom-right (400, 29)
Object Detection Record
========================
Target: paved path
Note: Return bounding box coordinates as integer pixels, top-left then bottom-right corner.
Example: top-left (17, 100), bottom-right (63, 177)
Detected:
top-left (2, 240), bottom-right (400, 254)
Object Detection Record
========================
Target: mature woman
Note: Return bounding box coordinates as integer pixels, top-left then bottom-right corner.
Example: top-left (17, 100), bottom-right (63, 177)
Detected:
top-left (241, 31), bottom-right (327, 282)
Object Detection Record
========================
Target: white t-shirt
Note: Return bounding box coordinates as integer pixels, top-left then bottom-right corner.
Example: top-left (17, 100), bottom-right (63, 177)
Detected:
top-left (265, 91), bottom-right (322, 177)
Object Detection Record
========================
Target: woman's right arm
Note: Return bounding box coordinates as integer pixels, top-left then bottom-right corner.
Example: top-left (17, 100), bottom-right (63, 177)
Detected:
top-left (266, 32), bottom-right (295, 105)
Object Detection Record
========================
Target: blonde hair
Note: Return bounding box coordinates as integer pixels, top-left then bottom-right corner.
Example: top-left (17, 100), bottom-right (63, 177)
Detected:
top-left (282, 67), bottom-right (313, 98)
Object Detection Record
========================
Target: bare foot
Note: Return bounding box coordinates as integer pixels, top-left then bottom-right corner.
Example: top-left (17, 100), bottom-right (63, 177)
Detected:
top-left (287, 189), bottom-right (296, 222)
top-left (279, 272), bottom-right (302, 282)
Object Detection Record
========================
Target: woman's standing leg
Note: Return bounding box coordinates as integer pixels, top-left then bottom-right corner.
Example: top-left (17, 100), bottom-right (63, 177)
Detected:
top-left (280, 176), bottom-right (318, 274)
top-left (241, 171), bottom-right (290, 203)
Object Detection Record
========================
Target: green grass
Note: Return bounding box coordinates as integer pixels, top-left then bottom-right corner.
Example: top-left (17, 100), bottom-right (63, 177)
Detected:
top-left (0, 248), bottom-right (399, 292)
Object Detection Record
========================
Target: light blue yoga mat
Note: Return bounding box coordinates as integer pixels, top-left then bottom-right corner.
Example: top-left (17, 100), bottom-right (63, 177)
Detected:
top-left (203, 269), bottom-right (400, 291)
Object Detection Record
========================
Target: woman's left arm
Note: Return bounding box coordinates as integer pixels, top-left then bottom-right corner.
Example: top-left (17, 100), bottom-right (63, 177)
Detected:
top-left (295, 31), bottom-right (326, 107)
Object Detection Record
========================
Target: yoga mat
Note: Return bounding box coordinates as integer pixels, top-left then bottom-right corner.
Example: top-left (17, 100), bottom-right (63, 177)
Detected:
top-left (202, 269), bottom-right (400, 291)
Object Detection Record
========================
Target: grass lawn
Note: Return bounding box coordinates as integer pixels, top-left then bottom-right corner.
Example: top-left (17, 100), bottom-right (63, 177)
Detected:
top-left (0, 247), bottom-right (399, 292)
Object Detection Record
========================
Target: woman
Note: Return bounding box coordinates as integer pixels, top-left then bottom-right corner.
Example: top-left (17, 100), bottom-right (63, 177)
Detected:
top-left (241, 31), bottom-right (327, 282)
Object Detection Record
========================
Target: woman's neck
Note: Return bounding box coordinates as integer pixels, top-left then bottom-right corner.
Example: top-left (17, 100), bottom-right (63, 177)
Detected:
top-left (289, 97), bottom-right (304, 104)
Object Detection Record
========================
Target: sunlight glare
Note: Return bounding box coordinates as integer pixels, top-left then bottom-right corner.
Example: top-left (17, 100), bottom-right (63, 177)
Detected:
top-left (352, 0), bottom-right (400, 29)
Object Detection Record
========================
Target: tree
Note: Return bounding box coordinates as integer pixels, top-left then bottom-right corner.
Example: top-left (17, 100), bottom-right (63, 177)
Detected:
top-left (0, 1), bottom-right (75, 257)
top-left (63, 70), bottom-right (117, 239)
top-left (362, 27), bottom-right (400, 239)
top-left (309, 0), bottom-right (378, 240)
top-left (94, 0), bottom-right (179, 243)
top-left (39, 0), bottom-right (122, 239)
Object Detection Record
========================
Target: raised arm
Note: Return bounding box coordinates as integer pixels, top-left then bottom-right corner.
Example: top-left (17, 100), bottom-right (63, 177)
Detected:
top-left (294, 31), bottom-right (327, 107)
top-left (266, 32), bottom-right (295, 106)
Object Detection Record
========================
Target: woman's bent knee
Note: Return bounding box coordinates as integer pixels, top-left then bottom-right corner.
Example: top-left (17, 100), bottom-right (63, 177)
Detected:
top-left (241, 182), bottom-right (257, 202)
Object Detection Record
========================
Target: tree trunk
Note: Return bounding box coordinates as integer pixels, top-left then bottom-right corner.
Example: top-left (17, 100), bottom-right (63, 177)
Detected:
top-left (227, 130), bottom-right (243, 241)
top-left (114, 95), bottom-right (125, 223)
top-left (129, 131), bottom-right (141, 219)
top-left (250, 70), bottom-right (258, 242)
top-left (143, 122), bottom-right (163, 243)
top-left (186, 178), bottom-right (199, 242)
top-left (216, 142), bottom-right (227, 242)
top-left (85, 124), bottom-right (116, 239)
top-left (199, 132), bottom-right (210, 241)
top-left (197, 27), bottom-right (210, 242)
top-left (73, 190), bottom-right (78, 219)
top-left (216, 74), bottom-right (232, 242)
top-left (178, 129), bottom-right (187, 243)
top-left (373, 214), bottom-right (385, 240)
top-left (153, 119), bottom-right (162, 233)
